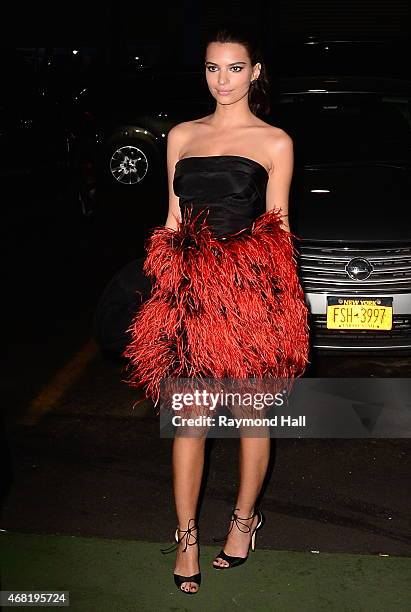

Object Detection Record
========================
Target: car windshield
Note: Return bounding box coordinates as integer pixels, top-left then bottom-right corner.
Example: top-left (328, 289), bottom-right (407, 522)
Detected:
top-left (270, 94), bottom-right (411, 164)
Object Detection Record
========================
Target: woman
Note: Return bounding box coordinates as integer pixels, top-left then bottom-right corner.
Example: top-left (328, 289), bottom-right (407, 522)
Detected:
top-left (122, 24), bottom-right (310, 594)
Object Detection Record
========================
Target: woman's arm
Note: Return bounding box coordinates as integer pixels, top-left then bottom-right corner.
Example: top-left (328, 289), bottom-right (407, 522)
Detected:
top-left (164, 124), bottom-right (186, 230)
top-left (266, 131), bottom-right (294, 233)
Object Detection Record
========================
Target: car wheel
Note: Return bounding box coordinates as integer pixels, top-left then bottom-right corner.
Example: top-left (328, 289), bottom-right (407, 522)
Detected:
top-left (102, 135), bottom-right (161, 190)
top-left (93, 257), bottom-right (152, 357)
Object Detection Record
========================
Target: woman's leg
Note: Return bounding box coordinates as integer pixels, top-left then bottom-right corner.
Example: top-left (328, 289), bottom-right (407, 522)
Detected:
top-left (172, 435), bottom-right (206, 592)
top-left (213, 435), bottom-right (270, 567)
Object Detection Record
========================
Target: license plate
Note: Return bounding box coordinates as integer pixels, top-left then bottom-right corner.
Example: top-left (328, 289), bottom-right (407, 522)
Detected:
top-left (326, 296), bottom-right (393, 330)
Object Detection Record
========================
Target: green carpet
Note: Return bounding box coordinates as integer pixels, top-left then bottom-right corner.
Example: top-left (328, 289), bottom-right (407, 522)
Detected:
top-left (1, 532), bottom-right (410, 611)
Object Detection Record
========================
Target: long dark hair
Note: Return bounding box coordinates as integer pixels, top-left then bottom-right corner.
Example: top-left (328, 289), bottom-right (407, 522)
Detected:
top-left (202, 23), bottom-right (271, 117)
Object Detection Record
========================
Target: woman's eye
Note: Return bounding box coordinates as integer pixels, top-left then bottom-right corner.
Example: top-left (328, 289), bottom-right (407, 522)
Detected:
top-left (206, 66), bottom-right (243, 72)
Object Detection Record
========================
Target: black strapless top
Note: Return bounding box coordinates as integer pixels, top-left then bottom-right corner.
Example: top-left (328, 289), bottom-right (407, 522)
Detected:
top-left (173, 155), bottom-right (269, 239)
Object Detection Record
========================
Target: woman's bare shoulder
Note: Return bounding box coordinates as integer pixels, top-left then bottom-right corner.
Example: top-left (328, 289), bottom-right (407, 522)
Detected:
top-left (254, 116), bottom-right (290, 138)
top-left (167, 121), bottom-right (192, 140)
top-left (254, 122), bottom-right (293, 173)
top-left (262, 122), bottom-right (293, 146)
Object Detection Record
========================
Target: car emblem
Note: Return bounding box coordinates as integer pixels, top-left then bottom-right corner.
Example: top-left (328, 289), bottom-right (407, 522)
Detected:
top-left (345, 257), bottom-right (374, 280)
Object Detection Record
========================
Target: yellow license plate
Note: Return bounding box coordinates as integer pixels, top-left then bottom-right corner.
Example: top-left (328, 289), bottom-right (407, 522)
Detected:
top-left (326, 296), bottom-right (393, 330)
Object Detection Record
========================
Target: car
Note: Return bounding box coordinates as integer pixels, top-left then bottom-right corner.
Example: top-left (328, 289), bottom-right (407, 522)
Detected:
top-left (89, 48), bottom-right (411, 356)
top-left (273, 76), bottom-right (411, 354)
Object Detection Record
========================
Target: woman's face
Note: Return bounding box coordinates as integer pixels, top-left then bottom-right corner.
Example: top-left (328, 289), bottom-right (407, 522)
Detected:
top-left (205, 42), bottom-right (260, 104)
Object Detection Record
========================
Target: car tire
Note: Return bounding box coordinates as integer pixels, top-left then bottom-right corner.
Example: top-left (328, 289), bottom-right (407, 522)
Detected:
top-left (93, 257), bottom-right (152, 357)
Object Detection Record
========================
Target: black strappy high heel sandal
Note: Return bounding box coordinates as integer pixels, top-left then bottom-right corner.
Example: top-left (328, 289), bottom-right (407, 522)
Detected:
top-left (212, 507), bottom-right (265, 569)
top-left (160, 518), bottom-right (201, 594)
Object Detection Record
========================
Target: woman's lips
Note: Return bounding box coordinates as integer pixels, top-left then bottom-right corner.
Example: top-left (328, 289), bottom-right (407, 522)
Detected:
top-left (217, 90), bottom-right (232, 96)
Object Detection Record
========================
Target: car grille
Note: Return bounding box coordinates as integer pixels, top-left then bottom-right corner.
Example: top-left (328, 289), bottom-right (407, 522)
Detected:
top-left (299, 244), bottom-right (411, 293)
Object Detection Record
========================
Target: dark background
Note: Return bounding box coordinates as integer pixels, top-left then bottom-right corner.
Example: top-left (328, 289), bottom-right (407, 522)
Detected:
top-left (4, 0), bottom-right (411, 64)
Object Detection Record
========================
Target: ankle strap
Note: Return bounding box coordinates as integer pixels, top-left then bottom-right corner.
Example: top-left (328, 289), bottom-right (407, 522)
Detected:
top-left (229, 508), bottom-right (257, 534)
top-left (160, 517), bottom-right (198, 554)
top-left (212, 507), bottom-right (258, 543)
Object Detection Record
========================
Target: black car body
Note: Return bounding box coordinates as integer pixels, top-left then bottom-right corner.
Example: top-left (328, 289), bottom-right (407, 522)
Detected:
top-left (76, 65), bottom-right (411, 355)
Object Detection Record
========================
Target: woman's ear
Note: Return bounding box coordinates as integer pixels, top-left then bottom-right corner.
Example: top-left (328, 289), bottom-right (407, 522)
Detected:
top-left (253, 63), bottom-right (261, 80)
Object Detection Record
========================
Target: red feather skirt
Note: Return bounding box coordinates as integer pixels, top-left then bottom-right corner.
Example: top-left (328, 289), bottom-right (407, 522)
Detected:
top-left (122, 205), bottom-right (310, 413)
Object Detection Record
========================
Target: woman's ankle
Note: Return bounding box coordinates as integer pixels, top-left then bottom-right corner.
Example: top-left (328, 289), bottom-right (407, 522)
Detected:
top-left (233, 506), bottom-right (255, 519)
